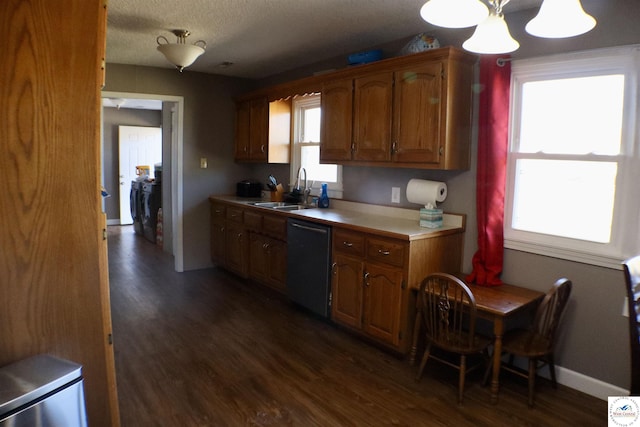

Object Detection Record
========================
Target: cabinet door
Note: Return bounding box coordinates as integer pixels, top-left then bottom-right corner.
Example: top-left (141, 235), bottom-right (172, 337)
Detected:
top-left (267, 238), bottom-right (287, 292)
top-left (320, 79), bottom-right (353, 162)
top-left (353, 72), bottom-right (393, 162)
top-left (363, 262), bottom-right (404, 346)
top-left (235, 101), bottom-right (251, 161)
top-left (235, 98), bottom-right (268, 162)
top-left (248, 233), bottom-right (269, 282)
top-left (225, 222), bottom-right (248, 277)
top-left (392, 62), bottom-right (443, 164)
top-left (210, 220), bottom-right (226, 264)
top-left (331, 254), bottom-right (364, 329)
top-left (249, 98), bottom-right (268, 161)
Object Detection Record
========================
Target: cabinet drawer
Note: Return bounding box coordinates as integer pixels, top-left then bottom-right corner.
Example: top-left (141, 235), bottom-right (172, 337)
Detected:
top-left (262, 214), bottom-right (286, 240)
top-left (211, 202), bottom-right (226, 219)
top-left (334, 229), bottom-right (365, 257)
top-left (244, 210), bottom-right (262, 230)
top-left (226, 207), bottom-right (244, 223)
top-left (366, 237), bottom-right (405, 267)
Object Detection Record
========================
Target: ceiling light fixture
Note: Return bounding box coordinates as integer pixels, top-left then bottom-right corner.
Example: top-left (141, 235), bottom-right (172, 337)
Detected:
top-left (157, 29), bottom-right (206, 72)
top-left (420, 0), bottom-right (489, 28)
top-left (525, 0), bottom-right (596, 38)
top-left (463, 1), bottom-right (519, 54)
top-left (420, 0), bottom-right (596, 54)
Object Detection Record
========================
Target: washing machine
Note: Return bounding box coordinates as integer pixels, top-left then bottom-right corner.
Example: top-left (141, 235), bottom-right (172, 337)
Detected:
top-left (142, 181), bottom-right (162, 243)
top-left (130, 180), bottom-right (144, 235)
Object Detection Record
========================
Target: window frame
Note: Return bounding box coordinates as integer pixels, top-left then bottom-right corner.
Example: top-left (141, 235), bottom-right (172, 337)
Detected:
top-left (504, 46), bottom-right (640, 269)
top-left (289, 94), bottom-right (343, 198)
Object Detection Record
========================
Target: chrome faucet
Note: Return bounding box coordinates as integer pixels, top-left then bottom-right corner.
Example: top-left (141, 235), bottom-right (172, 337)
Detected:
top-left (296, 167), bottom-right (311, 206)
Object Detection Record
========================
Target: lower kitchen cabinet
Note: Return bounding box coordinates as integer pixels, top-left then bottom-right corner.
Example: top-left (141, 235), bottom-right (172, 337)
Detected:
top-left (362, 262), bottom-right (404, 346)
top-left (210, 196), bottom-right (465, 356)
top-left (331, 227), bottom-right (408, 351)
top-left (209, 201), bottom-right (248, 278)
top-left (331, 254), bottom-right (364, 329)
top-left (248, 232), bottom-right (287, 293)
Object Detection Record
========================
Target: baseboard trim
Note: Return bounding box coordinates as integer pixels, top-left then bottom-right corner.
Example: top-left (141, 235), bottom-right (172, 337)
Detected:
top-left (106, 219), bottom-right (122, 226)
top-left (555, 366), bottom-right (628, 401)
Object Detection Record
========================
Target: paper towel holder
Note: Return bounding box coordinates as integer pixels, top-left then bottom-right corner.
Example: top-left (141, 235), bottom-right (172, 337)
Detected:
top-left (406, 179), bottom-right (447, 208)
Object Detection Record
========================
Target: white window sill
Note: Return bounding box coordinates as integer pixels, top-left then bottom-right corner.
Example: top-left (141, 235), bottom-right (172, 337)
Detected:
top-left (504, 239), bottom-right (625, 270)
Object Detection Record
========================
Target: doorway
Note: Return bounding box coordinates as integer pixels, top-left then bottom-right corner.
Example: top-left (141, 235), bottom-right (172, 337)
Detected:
top-left (102, 91), bottom-right (185, 272)
top-left (118, 125), bottom-right (162, 225)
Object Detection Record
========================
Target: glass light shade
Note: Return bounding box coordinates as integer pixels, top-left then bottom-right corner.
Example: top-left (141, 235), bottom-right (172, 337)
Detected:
top-left (525, 0), bottom-right (596, 38)
top-left (420, 0), bottom-right (489, 28)
top-left (157, 44), bottom-right (205, 70)
top-left (463, 14), bottom-right (520, 54)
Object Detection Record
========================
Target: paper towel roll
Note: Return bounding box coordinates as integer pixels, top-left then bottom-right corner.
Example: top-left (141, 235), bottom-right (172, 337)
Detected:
top-left (406, 179), bottom-right (447, 207)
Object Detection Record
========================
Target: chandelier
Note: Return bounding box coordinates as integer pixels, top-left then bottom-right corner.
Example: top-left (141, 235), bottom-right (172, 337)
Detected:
top-left (156, 29), bottom-right (206, 72)
top-left (420, 0), bottom-right (596, 54)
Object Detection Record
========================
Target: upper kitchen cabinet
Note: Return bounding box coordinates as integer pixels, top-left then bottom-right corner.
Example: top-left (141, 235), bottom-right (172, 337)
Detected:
top-left (235, 97), bottom-right (268, 162)
top-left (320, 71), bottom-right (394, 163)
top-left (320, 47), bottom-right (476, 170)
top-left (353, 71), bottom-right (394, 162)
top-left (235, 97), bottom-right (291, 163)
top-left (320, 79), bottom-right (353, 162)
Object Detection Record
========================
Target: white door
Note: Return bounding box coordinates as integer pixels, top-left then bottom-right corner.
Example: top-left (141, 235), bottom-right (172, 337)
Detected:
top-left (118, 125), bottom-right (162, 224)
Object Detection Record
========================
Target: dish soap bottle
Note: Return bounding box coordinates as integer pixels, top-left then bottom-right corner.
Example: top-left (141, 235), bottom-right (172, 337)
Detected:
top-left (318, 183), bottom-right (330, 208)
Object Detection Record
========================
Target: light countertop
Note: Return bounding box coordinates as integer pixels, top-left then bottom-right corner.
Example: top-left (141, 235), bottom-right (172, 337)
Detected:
top-left (209, 195), bottom-right (465, 241)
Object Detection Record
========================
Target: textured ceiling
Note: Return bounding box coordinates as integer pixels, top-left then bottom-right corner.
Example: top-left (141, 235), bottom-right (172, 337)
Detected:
top-left (106, 0), bottom-right (542, 79)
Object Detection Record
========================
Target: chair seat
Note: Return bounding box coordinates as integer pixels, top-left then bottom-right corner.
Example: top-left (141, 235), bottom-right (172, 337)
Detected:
top-left (502, 329), bottom-right (552, 358)
top-left (433, 332), bottom-right (493, 355)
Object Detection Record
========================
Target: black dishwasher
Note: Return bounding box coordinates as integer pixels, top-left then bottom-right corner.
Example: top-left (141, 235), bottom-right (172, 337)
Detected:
top-left (286, 218), bottom-right (332, 318)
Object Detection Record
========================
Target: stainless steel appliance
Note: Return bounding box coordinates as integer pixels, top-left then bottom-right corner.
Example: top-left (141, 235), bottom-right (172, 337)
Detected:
top-left (130, 180), bottom-right (144, 235)
top-left (142, 181), bottom-right (161, 243)
top-left (0, 354), bottom-right (87, 426)
top-left (286, 218), bottom-right (332, 317)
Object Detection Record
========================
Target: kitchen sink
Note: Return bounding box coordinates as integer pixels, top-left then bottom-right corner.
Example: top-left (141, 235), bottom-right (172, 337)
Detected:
top-left (248, 201), bottom-right (310, 210)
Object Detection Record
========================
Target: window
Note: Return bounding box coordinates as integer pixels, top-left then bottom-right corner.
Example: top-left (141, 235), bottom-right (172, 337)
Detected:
top-left (505, 46), bottom-right (640, 269)
top-left (290, 94), bottom-right (343, 198)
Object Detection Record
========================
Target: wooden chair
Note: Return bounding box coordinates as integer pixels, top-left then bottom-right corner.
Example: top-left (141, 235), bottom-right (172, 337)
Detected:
top-left (622, 255), bottom-right (640, 395)
top-left (416, 273), bottom-right (491, 404)
top-left (491, 278), bottom-right (572, 407)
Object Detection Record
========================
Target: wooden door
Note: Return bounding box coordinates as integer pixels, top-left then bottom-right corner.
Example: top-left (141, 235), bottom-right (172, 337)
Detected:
top-left (363, 262), bottom-right (404, 346)
top-left (1, 1), bottom-right (119, 425)
top-left (331, 254), bottom-right (364, 329)
top-left (320, 79), bottom-right (353, 162)
top-left (353, 72), bottom-right (393, 162)
top-left (392, 62), bottom-right (443, 164)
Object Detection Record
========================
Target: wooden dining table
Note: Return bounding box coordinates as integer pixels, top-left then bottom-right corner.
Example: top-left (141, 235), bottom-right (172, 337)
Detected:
top-left (409, 277), bottom-right (545, 404)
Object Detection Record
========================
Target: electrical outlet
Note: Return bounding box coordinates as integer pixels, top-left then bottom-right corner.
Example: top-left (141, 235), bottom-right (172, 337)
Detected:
top-left (200, 157), bottom-right (208, 169)
top-left (391, 187), bottom-right (400, 203)
top-left (623, 297), bottom-right (629, 317)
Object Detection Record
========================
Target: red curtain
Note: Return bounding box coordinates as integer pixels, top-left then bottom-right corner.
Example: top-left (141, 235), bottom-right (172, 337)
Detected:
top-left (466, 55), bottom-right (511, 287)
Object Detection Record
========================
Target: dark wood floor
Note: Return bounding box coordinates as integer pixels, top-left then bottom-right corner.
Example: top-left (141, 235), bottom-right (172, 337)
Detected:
top-left (107, 225), bottom-right (606, 426)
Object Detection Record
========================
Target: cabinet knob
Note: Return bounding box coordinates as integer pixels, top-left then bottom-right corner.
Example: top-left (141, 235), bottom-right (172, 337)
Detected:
top-left (331, 262), bottom-right (337, 275)
top-left (378, 249), bottom-right (390, 256)
top-left (261, 144), bottom-right (266, 153)
top-left (342, 241), bottom-right (353, 248)
top-left (364, 271), bottom-right (370, 286)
